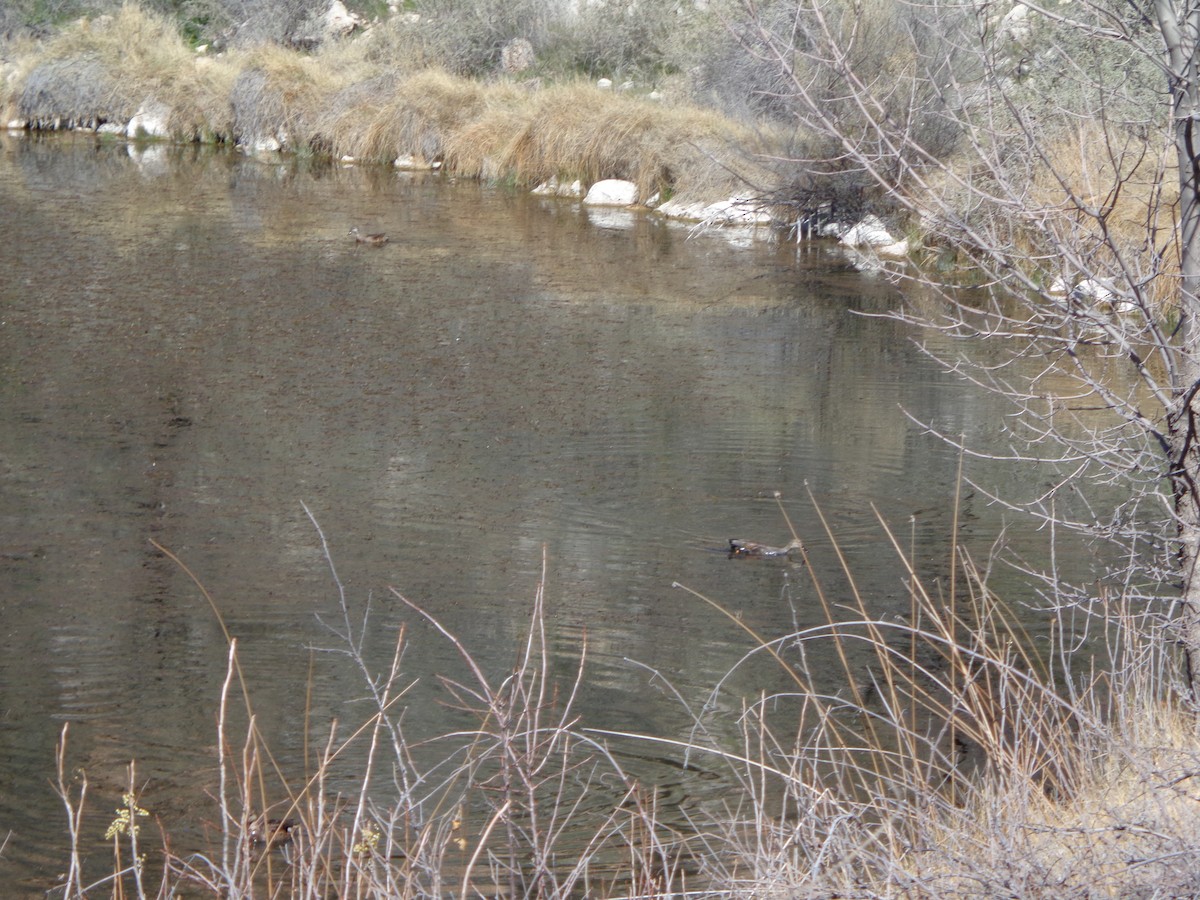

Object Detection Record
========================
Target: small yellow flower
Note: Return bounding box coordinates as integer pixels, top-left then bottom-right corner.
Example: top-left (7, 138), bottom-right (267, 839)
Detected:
top-left (104, 793), bottom-right (150, 840)
top-left (353, 822), bottom-right (380, 855)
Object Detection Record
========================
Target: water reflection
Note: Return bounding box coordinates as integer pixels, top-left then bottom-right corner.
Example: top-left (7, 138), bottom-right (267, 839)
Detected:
top-left (0, 134), bottom-right (1088, 890)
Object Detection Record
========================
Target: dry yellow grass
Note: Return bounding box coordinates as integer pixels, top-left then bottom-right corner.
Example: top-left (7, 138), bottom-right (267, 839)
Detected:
top-left (361, 69), bottom-right (492, 163)
top-left (225, 43), bottom-right (360, 149)
top-left (497, 81), bottom-right (766, 201)
top-left (8, 4), bottom-right (235, 137)
top-left (1032, 120), bottom-right (1181, 310)
top-left (443, 102), bottom-right (529, 180)
top-left (0, 4), bottom-right (773, 205)
top-left (896, 694), bottom-right (1200, 898)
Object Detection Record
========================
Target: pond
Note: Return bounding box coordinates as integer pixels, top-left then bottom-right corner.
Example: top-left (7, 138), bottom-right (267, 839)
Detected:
top-left (0, 134), bottom-right (1099, 892)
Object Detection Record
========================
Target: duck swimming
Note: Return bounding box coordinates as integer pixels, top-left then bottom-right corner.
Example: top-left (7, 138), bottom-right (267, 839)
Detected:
top-left (350, 227), bottom-right (388, 246)
top-left (249, 817), bottom-right (299, 849)
top-left (728, 537), bottom-right (805, 559)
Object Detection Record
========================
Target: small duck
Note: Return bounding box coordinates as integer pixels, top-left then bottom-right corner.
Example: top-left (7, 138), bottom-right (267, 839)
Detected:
top-left (248, 817), bottom-right (300, 849)
top-left (350, 226), bottom-right (388, 246)
top-left (728, 537), bottom-right (805, 559)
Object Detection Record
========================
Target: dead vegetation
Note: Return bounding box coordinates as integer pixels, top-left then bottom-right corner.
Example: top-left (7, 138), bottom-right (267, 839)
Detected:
top-left (43, 497), bottom-right (1200, 898)
top-left (0, 3), bottom-right (763, 210)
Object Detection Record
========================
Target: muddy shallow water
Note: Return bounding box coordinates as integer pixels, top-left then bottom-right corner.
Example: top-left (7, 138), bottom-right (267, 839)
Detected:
top-left (0, 135), bottom-right (1096, 891)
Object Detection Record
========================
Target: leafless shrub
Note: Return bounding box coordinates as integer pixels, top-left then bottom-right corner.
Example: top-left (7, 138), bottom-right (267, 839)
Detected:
top-left (408, 0), bottom-right (567, 78)
top-left (650, 494), bottom-right (1200, 898)
top-left (700, 0), bottom-right (971, 213)
top-left (46, 493), bottom-right (1200, 897)
top-left (731, 0), bottom-right (1200, 702)
top-left (168, 0), bottom-right (324, 48)
top-left (546, 0), bottom-right (678, 80)
top-left (0, 0), bottom-right (105, 40)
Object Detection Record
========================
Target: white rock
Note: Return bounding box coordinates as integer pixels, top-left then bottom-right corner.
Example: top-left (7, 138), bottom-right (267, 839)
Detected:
top-left (840, 215), bottom-right (896, 248)
top-left (597, 78), bottom-right (613, 91)
top-left (653, 198), bottom-right (713, 221)
top-left (876, 238), bottom-right (910, 258)
top-left (1048, 276), bottom-right (1070, 295)
top-left (999, 3), bottom-right (1032, 45)
top-left (1071, 279), bottom-right (1116, 304)
top-left (698, 197), bottom-right (771, 226)
top-left (127, 100), bottom-right (172, 139)
top-left (501, 38), bottom-right (535, 74)
top-left (532, 176), bottom-right (583, 198)
top-left (247, 135), bottom-right (282, 154)
top-left (97, 122), bottom-right (124, 136)
top-left (584, 179), bottom-right (637, 206)
top-left (323, 0), bottom-right (362, 37)
top-left (394, 153), bottom-right (435, 170)
top-left (7, 118), bottom-right (27, 130)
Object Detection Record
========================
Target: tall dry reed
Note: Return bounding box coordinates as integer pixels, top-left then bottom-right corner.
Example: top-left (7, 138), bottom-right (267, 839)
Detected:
top-left (47, 491), bottom-right (1200, 897)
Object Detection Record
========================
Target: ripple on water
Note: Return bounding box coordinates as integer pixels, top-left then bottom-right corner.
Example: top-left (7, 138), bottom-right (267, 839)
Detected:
top-left (0, 138), bottom-right (1106, 890)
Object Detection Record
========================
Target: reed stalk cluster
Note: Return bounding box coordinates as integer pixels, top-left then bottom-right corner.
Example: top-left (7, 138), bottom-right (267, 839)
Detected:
top-left (44, 496), bottom-right (1200, 898)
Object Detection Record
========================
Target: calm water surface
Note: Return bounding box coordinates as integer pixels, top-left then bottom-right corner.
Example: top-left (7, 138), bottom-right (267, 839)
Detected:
top-left (0, 135), bottom-right (1089, 890)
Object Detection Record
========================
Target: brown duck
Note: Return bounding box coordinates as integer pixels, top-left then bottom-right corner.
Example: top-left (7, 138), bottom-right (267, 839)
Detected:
top-left (728, 538), bottom-right (805, 559)
top-left (249, 817), bottom-right (300, 849)
top-left (350, 226), bottom-right (388, 246)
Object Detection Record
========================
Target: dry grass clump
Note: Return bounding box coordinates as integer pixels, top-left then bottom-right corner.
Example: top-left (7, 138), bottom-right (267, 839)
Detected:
top-left (656, 494), bottom-right (1200, 898)
top-left (496, 81), bottom-right (763, 202)
top-left (227, 43), bottom-right (352, 151)
top-left (51, 496), bottom-right (1200, 897)
top-left (52, 526), bottom-right (678, 897)
top-left (895, 696), bottom-right (1200, 898)
top-left (1, 4), bottom-right (775, 204)
top-left (318, 68), bottom-right (496, 164)
top-left (443, 101), bottom-right (530, 181)
top-left (14, 5), bottom-right (230, 136)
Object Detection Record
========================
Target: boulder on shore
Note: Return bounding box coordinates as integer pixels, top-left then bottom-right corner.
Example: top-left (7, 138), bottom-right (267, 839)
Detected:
top-left (127, 100), bottom-right (172, 139)
top-left (840, 215), bottom-right (897, 248)
top-left (584, 179), bottom-right (637, 207)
